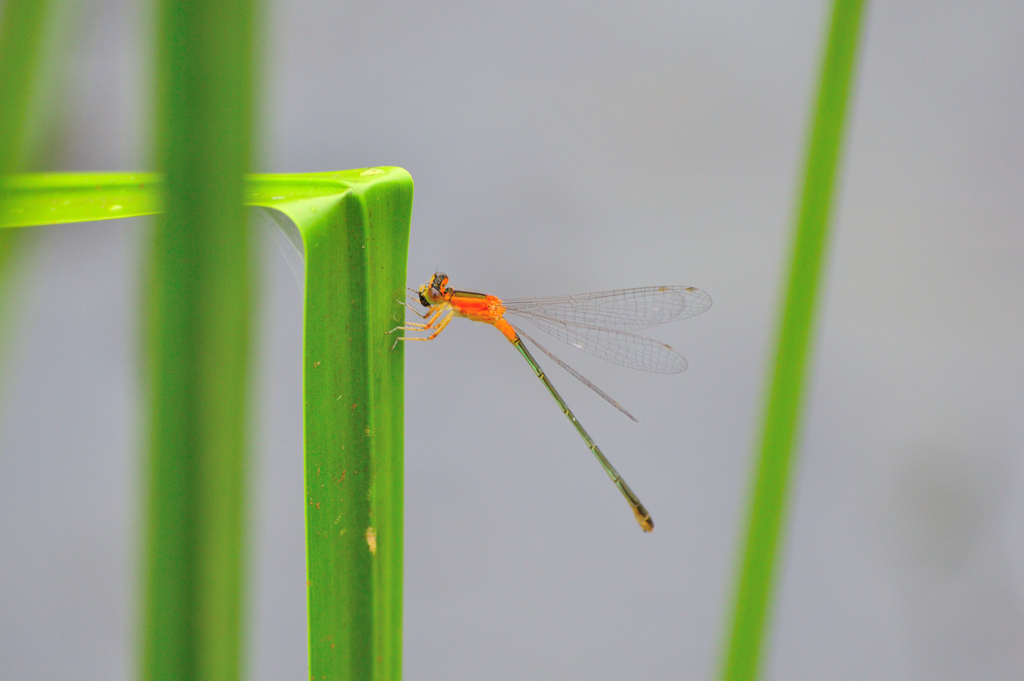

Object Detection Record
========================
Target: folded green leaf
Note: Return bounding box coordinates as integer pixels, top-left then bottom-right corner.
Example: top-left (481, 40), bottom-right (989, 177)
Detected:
top-left (0, 168), bottom-right (413, 681)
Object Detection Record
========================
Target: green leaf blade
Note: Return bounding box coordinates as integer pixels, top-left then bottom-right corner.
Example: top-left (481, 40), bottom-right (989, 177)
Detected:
top-left (0, 172), bottom-right (162, 227)
top-left (2, 163), bottom-right (411, 681)
top-left (296, 168), bottom-right (412, 681)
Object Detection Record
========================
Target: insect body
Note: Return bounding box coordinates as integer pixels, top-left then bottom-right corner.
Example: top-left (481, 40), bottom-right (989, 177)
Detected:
top-left (393, 272), bottom-right (712, 532)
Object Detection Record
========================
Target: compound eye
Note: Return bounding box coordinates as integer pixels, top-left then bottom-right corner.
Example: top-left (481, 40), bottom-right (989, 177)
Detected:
top-left (429, 287), bottom-right (441, 299)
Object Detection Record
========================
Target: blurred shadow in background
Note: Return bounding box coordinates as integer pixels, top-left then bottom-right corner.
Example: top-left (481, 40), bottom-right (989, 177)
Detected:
top-left (1, 1), bottom-right (1022, 680)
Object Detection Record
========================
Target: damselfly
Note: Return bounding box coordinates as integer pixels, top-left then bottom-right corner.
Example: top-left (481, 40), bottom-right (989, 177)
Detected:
top-left (392, 273), bottom-right (712, 532)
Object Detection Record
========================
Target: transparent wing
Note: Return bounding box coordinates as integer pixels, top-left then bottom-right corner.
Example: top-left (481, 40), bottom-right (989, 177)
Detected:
top-left (510, 323), bottom-right (638, 422)
top-left (509, 314), bottom-right (689, 374)
top-left (502, 286), bottom-right (712, 332)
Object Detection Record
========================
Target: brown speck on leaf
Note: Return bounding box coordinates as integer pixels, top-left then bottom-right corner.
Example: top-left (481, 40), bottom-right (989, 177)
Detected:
top-left (316, 502), bottom-right (320, 509)
top-left (313, 361), bottom-right (321, 368)
top-left (365, 526), bottom-right (377, 555)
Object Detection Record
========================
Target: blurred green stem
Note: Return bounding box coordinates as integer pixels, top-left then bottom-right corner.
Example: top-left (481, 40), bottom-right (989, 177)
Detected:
top-left (719, 1), bottom-right (867, 680)
top-left (141, 0), bottom-right (257, 679)
top-left (0, 0), bottom-right (50, 172)
top-left (0, 229), bottom-right (26, 389)
top-left (0, 0), bottom-right (51, 388)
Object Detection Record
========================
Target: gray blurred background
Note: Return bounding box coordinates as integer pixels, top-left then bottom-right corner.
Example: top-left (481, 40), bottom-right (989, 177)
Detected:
top-left (2, 0), bottom-right (1023, 679)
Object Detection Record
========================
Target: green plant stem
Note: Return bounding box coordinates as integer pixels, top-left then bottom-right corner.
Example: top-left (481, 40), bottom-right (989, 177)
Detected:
top-left (0, 0), bottom-right (51, 392)
top-left (0, 0), bottom-right (50, 173)
top-left (141, 0), bottom-right (257, 679)
top-left (0, 228), bottom-right (26, 390)
top-left (719, 2), bottom-right (867, 680)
